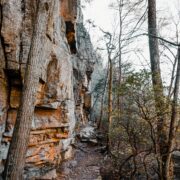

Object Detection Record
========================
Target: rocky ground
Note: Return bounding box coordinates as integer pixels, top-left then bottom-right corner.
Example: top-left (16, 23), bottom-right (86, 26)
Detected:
top-left (57, 125), bottom-right (107, 180)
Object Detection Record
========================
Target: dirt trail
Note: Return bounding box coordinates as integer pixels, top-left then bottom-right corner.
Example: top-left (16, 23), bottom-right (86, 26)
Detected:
top-left (57, 141), bottom-right (104, 180)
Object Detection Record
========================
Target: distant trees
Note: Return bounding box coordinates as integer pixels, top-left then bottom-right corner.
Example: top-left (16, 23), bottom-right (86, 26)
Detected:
top-left (110, 69), bottom-right (156, 179)
top-left (91, 0), bottom-right (180, 179)
top-left (95, 0), bottom-right (147, 152)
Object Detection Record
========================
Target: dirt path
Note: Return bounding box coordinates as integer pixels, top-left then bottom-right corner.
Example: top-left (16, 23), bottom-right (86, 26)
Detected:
top-left (57, 141), bottom-right (104, 180)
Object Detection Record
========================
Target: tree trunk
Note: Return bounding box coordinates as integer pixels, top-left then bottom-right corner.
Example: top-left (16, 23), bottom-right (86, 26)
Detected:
top-left (147, 0), bottom-right (168, 179)
top-left (3, 1), bottom-right (50, 179)
top-left (107, 57), bottom-right (113, 151)
top-left (117, 0), bottom-right (123, 120)
top-left (165, 46), bottom-right (180, 179)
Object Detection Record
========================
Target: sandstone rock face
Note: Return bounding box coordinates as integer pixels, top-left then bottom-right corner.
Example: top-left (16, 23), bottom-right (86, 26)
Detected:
top-left (0, 0), bottom-right (96, 178)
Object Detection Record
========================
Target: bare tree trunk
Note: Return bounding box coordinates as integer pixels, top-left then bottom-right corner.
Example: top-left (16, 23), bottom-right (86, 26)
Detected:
top-left (107, 57), bottom-right (113, 151)
top-left (3, 1), bottom-right (50, 179)
top-left (168, 50), bottom-right (178, 100)
top-left (148, 0), bottom-right (168, 179)
top-left (99, 30), bottom-right (113, 152)
top-left (165, 46), bottom-right (180, 179)
top-left (117, 0), bottom-right (123, 120)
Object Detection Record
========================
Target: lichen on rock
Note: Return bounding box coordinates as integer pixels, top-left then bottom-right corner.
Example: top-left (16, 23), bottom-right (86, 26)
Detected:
top-left (0, 0), bottom-right (96, 178)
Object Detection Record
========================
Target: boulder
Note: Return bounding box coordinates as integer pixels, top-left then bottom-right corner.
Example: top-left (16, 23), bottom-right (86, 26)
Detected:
top-left (78, 125), bottom-right (98, 145)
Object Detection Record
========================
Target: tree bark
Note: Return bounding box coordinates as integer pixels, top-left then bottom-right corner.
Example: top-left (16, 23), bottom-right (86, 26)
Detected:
top-left (107, 57), bottom-right (113, 151)
top-left (117, 0), bottom-right (123, 119)
top-left (165, 46), bottom-right (180, 179)
top-left (148, 0), bottom-right (168, 179)
top-left (3, 1), bottom-right (50, 179)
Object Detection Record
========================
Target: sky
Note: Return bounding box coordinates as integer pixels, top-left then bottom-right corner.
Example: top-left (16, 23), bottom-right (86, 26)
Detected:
top-left (81, 0), bottom-right (180, 85)
top-left (82, 0), bottom-right (179, 39)
top-left (82, 0), bottom-right (114, 32)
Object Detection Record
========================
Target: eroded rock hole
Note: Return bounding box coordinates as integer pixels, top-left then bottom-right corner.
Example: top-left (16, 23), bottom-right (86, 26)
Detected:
top-left (65, 21), bottom-right (77, 54)
top-left (3, 70), bottom-right (22, 139)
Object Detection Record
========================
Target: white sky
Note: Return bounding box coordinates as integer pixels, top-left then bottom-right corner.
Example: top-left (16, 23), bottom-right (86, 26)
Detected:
top-left (83, 0), bottom-right (114, 32)
top-left (82, 0), bottom-right (179, 38)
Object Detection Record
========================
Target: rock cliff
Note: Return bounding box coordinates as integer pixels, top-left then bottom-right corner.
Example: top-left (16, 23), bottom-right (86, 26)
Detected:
top-left (0, 0), bottom-right (96, 178)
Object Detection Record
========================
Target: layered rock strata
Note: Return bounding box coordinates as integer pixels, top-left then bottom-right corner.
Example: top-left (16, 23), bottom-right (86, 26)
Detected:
top-left (0, 0), bottom-right (96, 178)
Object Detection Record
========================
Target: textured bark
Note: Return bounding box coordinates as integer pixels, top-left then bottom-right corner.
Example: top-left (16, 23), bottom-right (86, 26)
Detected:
top-left (148, 0), bottom-right (168, 179)
top-left (165, 46), bottom-right (180, 179)
top-left (107, 58), bottom-right (113, 151)
top-left (3, 1), bottom-right (50, 179)
top-left (117, 0), bottom-right (123, 120)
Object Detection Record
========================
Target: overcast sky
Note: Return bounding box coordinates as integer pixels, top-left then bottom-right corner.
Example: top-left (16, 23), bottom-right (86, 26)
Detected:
top-left (81, 0), bottom-right (180, 85)
top-left (82, 0), bottom-right (179, 38)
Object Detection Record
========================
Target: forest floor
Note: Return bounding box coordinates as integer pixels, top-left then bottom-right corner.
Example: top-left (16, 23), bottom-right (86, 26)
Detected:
top-left (57, 141), bottom-right (104, 180)
top-left (57, 125), bottom-right (113, 180)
